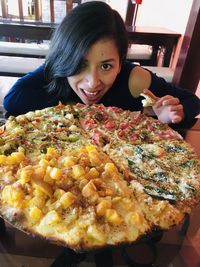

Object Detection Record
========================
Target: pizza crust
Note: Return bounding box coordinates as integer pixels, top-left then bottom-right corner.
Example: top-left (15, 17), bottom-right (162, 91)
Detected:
top-left (140, 93), bottom-right (156, 107)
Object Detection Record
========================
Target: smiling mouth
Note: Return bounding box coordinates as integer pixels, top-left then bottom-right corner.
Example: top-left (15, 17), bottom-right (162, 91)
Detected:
top-left (81, 89), bottom-right (102, 101)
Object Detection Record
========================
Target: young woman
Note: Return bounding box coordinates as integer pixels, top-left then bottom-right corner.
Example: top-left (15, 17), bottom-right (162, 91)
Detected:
top-left (3, 1), bottom-right (200, 125)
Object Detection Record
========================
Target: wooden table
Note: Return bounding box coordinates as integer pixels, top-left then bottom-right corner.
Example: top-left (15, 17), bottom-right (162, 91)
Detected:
top-left (126, 26), bottom-right (181, 67)
top-left (0, 21), bottom-right (181, 67)
top-left (0, 20), bottom-right (55, 41)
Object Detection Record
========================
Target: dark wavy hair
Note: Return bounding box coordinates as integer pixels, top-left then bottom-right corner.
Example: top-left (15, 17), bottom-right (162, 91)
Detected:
top-left (44, 1), bottom-right (128, 102)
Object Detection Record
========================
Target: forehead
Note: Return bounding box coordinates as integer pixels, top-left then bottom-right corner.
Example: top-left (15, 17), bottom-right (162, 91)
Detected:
top-left (85, 38), bottom-right (119, 60)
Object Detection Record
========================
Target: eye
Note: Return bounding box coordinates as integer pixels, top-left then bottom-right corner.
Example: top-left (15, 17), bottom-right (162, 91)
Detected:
top-left (80, 61), bottom-right (88, 70)
top-left (101, 63), bottom-right (112, 71)
top-left (75, 61), bottom-right (87, 75)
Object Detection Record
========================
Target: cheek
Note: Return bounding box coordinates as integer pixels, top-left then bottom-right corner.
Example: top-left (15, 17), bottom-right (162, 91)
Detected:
top-left (105, 64), bottom-right (121, 84)
top-left (104, 71), bottom-right (120, 86)
top-left (67, 77), bottom-right (79, 91)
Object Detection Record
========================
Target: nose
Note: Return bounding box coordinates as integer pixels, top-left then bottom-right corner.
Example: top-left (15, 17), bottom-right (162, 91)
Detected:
top-left (86, 70), bottom-right (100, 89)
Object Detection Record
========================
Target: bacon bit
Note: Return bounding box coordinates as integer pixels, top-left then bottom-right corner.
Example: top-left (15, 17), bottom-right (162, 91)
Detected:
top-left (32, 118), bottom-right (41, 127)
top-left (17, 117), bottom-right (28, 125)
top-left (84, 118), bottom-right (95, 127)
top-left (147, 125), bottom-right (153, 131)
top-left (107, 106), bottom-right (120, 112)
top-left (118, 129), bottom-right (125, 137)
top-left (55, 102), bottom-right (64, 110)
top-left (120, 122), bottom-right (129, 129)
top-left (130, 133), bottom-right (137, 141)
top-left (92, 133), bottom-right (101, 145)
top-left (55, 128), bottom-right (65, 132)
top-left (105, 121), bottom-right (115, 129)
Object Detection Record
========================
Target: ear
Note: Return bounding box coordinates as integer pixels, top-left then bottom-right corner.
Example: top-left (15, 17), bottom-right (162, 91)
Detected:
top-left (117, 62), bottom-right (122, 74)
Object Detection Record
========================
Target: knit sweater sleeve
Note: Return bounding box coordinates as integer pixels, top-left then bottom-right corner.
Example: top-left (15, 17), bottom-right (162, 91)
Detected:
top-left (3, 65), bottom-right (58, 116)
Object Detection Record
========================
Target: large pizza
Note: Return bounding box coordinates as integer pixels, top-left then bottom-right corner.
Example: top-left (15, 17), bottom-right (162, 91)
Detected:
top-left (0, 103), bottom-right (199, 251)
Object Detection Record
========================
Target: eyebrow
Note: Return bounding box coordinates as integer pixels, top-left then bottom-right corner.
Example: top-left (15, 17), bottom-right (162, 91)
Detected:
top-left (83, 58), bottom-right (116, 63)
top-left (101, 59), bottom-right (116, 63)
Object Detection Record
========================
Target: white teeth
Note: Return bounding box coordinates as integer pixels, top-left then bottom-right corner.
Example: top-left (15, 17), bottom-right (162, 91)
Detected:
top-left (83, 90), bottom-right (99, 96)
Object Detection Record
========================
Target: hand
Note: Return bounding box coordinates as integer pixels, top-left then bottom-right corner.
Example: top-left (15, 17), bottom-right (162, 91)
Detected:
top-left (143, 89), bottom-right (185, 124)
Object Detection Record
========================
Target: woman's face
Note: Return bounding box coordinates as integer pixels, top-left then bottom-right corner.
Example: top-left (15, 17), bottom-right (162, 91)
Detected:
top-left (67, 39), bottom-right (121, 104)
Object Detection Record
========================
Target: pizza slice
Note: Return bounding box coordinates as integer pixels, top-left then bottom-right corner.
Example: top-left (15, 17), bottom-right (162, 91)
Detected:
top-left (73, 103), bottom-right (182, 146)
top-left (0, 103), bottom-right (90, 156)
top-left (104, 139), bottom-right (200, 229)
top-left (140, 93), bottom-right (156, 107)
top-left (129, 180), bottom-right (185, 230)
top-left (0, 140), bottom-right (151, 251)
top-left (72, 103), bottom-right (133, 146)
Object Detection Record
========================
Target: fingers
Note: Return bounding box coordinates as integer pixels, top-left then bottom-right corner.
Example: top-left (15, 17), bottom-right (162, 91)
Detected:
top-left (141, 90), bottom-right (185, 124)
top-left (155, 96), bottom-right (180, 108)
top-left (143, 88), bottom-right (159, 101)
top-left (171, 115), bottom-right (182, 124)
top-left (168, 104), bottom-right (183, 112)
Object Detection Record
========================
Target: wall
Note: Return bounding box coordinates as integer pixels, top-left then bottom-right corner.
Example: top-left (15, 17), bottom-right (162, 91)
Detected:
top-left (136, 0), bottom-right (193, 34)
top-left (107, 0), bottom-right (193, 35)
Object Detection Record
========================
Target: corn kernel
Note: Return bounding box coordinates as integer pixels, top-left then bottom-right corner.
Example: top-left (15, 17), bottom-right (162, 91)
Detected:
top-left (28, 196), bottom-right (46, 209)
top-left (47, 147), bottom-right (60, 158)
top-left (46, 166), bottom-right (52, 174)
top-left (82, 181), bottom-right (99, 202)
top-left (87, 167), bottom-right (99, 179)
top-left (104, 163), bottom-right (118, 174)
top-left (2, 185), bottom-right (25, 208)
top-left (6, 156), bottom-right (17, 165)
top-left (59, 192), bottom-right (76, 208)
top-left (33, 166), bottom-right (46, 179)
top-left (20, 169), bottom-right (33, 184)
top-left (49, 167), bottom-right (62, 180)
top-left (72, 164), bottom-right (85, 179)
top-left (112, 197), bottom-right (122, 204)
top-left (82, 181), bottom-right (97, 198)
top-left (32, 178), bottom-right (53, 197)
top-left (129, 212), bottom-right (141, 225)
top-left (39, 158), bottom-right (49, 168)
top-left (54, 188), bottom-right (66, 199)
top-left (11, 152), bottom-right (25, 163)
top-left (78, 178), bottom-right (89, 190)
top-left (0, 155), bottom-right (7, 164)
top-left (87, 225), bottom-right (106, 244)
top-left (88, 151), bottom-right (102, 166)
top-left (29, 206), bottom-right (43, 222)
top-left (43, 174), bottom-right (54, 185)
top-left (96, 199), bottom-right (112, 216)
top-left (86, 145), bottom-right (96, 152)
top-left (49, 158), bottom-right (57, 167)
top-left (63, 156), bottom-right (77, 168)
top-left (105, 209), bottom-right (123, 224)
top-left (41, 210), bottom-right (61, 225)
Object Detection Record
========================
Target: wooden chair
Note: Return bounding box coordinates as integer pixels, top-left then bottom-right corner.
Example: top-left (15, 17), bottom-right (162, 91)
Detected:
top-left (125, 0), bottom-right (157, 66)
top-left (0, 1), bottom-right (77, 76)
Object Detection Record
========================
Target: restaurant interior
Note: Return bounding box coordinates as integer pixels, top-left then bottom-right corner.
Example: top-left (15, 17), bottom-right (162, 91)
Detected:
top-left (0, 1), bottom-right (200, 267)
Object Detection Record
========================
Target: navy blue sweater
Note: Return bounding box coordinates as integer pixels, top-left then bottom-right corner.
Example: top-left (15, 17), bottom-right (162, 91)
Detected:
top-left (3, 61), bottom-right (200, 124)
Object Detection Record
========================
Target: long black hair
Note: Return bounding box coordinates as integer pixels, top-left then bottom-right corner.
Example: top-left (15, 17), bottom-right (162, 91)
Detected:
top-left (45, 1), bottom-right (128, 102)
